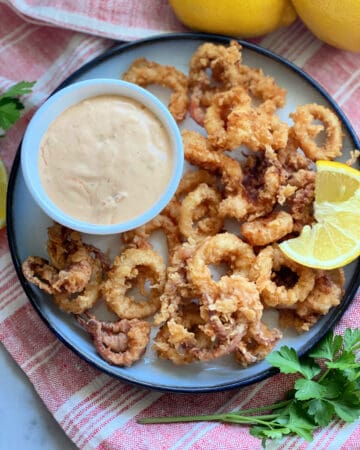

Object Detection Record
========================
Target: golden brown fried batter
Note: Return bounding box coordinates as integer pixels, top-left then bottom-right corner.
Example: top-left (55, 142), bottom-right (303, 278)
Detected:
top-left (279, 269), bottom-right (345, 332)
top-left (179, 183), bottom-right (223, 242)
top-left (241, 211), bottom-right (294, 247)
top-left (78, 314), bottom-right (151, 366)
top-left (102, 247), bottom-right (166, 319)
top-left (22, 224), bottom-right (107, 313)
top-left (290, 103), bottom-right (343, 161)
top-left (251, 244), bottom-right (316, 308)
top-left (122, 57), bottom-right (188, 122)
top-left (122, 214), bottom-right (181, 254)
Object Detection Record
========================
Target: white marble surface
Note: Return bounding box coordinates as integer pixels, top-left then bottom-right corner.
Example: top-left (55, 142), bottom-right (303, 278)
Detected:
top-left (0, 342), bottom-right (77, 450)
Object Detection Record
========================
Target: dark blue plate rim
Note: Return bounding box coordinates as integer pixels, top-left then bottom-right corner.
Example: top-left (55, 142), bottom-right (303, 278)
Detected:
top-left (7, 32), bottom-right (360, 394)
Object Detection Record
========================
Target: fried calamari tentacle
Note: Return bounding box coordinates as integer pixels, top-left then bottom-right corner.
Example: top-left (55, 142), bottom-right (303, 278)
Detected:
top-left (251, 244), bottom-right (316, 308)
top-left (122, 57), bottom-right (188, 122)
top-left (154, 301), bottom-right (241, 366)
top-left (122, 214), bottom-right (181, 254)
top-left (279, 269), bottom-right (345, 332)
top-left (179, 183), bottom-right (223, 242)
top-left (182, 130), bottom-right (242, 193)
top-left (53, 257), bottom-right (104, 314)
top-left (241, 211), bottom-right (294, 247)
top-left (78, 314), bottom-right (151, 366)
top-left (200, 274), bottom-right (263, 342)
top-left (102, 248), bottom-right (166, 319)
top-left (22, 256), bottom-right (60, 294)
top-left (290, 104), bottom-right (343, 161)
top-left (45, 223), bottom-right (94, 293)
top-left (189, 323), bottom-right (247, 363)
top-left (22, 224), bottom-right (107, 312)
top-left (188, 232), bottom-right (256, 295)
top-left (234, 322), bottom-right (282, 366)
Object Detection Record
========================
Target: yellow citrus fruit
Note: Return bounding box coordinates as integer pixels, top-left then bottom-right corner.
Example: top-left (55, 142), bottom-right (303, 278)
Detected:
top-left (279, 161), bottom-right (360, 269)
top-left (0, 159), bottom-right (7, 229)
top-left (292, 0), bottom-right (360, 52)
top-left (169, 0), bottom-right (297, 38)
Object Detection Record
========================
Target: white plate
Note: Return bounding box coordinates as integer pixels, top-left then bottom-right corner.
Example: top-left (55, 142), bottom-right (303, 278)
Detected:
top-left (8, 34), bottom-right (360, 393)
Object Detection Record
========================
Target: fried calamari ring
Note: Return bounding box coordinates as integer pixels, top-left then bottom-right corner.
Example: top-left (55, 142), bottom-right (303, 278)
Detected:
top-left (162, 169), bottom-right (218, 221)
top-left (188, 40), bottom-right (243, 125)
top-left (251, 244), bottom-right (316, 308)
top-left (102, 248), bottom-right (166, 319)
top-left (188, 232), bottom-right (256, 295)
top-left (179, 183), bottom-right (223, 242)
top-left (121, 214), bottom-right (181, 254)
top-left (279, 269), bottom-right (345, 333)
top-left (241, 211), bottom-right (294, 247)
top-left (290, 104), bottom-right (343, 161)
top-left (77, 314), bottom-right (151, 367)
top-left (122, 57), bottom-right (188, 122)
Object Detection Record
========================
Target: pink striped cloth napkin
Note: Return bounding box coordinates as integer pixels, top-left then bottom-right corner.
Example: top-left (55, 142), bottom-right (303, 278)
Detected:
top-left (0, 1), bottom-right (359, 449)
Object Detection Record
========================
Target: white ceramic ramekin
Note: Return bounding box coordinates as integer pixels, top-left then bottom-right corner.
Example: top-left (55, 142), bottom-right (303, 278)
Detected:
top-left (21, 78), bottom-right (184, 235)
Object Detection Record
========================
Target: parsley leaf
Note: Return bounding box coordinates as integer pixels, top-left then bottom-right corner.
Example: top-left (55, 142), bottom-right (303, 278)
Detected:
top-left (138, 328), bottom-right (360, 447)
top-left (295, 379), bottom-right (330, 400)
top-left (0, 99), bottom-right (22, 131)
top-left (344, 329), bottom-right (360, 352)
top-left (309, 331), bottom-right (343, 361)
top-left (0, 81), bottom-right (35, 136)
top-left (0, 81), bottom-right (35, 100)
top-left (308, 399), bottom-right (335, 426)
top-left (266, 347), bottom-right (320, 379)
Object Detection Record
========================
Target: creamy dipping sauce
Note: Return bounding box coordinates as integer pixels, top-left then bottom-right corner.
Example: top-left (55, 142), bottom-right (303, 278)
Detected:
top-left (39, 95), bottom-right (173, 225)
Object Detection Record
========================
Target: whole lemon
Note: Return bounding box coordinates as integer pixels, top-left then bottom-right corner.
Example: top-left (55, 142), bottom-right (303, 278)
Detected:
top-left (169, 0), bottom-right (297, 38)
top-left (292, 0), bottom-right (360, 52)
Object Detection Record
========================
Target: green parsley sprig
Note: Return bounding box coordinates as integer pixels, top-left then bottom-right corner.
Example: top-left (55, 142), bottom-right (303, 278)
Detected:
top-left (0, 81), bottom-right (35, 136)
top-left (138, 328), bottom-right (360, 446)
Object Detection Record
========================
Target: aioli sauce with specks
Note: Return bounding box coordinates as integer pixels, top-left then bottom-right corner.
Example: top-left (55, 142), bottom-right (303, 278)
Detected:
top-left (39, 95), bottom-right (173, 225)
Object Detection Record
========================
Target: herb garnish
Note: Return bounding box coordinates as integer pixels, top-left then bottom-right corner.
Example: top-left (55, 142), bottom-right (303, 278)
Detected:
top-left (138, 328), bottom-right (360, 446)
top-left (0, 81), bottom-right (35, 136)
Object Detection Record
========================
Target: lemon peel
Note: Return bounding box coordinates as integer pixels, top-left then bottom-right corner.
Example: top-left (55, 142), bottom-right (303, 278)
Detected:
top-left (169, 0), bottom-right (296, 38)
top-left (292, 0), bottom-right (360, 52)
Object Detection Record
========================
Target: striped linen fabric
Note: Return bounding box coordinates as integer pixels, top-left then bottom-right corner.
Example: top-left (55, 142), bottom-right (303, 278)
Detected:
top-left (0, 1), bottom-right (359, 449)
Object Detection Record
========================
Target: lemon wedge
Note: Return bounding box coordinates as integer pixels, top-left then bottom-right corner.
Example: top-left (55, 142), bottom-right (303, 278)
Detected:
top-left (0, 159), bottom-right (8, 229)
top-left (279, 161), bottom-right (360, 269)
